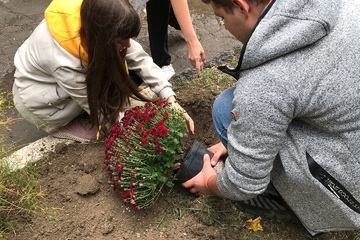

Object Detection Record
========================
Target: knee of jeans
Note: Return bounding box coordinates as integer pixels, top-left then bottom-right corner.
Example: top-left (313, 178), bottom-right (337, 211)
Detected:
top-left (219, 128), bottom-right (228, 147)
top-left (212, 95), bottom-right (223, 119)
top-left (212, 101), bottom-right (222, 129)
top-left (212, 107), bottom-right (228, 143)
top-left (212, 89), bottom-right (233, 128)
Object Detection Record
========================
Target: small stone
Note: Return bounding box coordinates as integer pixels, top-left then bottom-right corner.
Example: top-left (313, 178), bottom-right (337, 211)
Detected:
top-left (101, 223), bottom-right (114, 235)
top-left (74, 174), bottom-right (100, 195)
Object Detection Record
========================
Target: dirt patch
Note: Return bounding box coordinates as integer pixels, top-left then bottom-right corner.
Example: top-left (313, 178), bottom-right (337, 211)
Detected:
top-left (4, 69), bottom-right (359, 240)
top-left (6, 79), bottom-right (237, 240)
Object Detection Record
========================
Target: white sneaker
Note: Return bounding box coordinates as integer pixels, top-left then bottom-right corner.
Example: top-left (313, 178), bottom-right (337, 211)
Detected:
top-left (161, 64), bottom-right (175, 81)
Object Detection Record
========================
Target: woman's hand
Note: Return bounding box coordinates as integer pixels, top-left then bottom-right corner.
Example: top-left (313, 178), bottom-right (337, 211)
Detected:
top-left (166, 96), bottom-right (194, 134)
top-left (169, 0), bottom-right (205, 76)
top-left (187, 39), bottom-right (206, 76)
top-left (208, 142), bottom-right (228, 166)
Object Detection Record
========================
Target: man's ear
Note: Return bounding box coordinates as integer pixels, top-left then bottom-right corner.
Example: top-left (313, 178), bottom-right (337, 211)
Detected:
top-left (232, 0), bottom-right (250, 13)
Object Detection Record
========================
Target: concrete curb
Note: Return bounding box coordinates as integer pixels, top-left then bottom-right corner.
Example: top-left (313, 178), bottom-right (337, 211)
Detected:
top-left (2, 136), bottom-right (74, 170)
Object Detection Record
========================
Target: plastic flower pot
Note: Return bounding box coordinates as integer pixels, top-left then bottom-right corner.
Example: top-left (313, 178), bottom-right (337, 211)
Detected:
top-left (176, 140), bottom-right (214, 183)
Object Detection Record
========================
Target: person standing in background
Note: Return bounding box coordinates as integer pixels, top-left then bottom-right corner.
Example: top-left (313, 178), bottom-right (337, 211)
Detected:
top-left (146, 0), bottom-right (205, 80)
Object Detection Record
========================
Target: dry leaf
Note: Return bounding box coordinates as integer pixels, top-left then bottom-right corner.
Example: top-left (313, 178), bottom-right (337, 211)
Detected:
top-left (244, 216), bottom-right (264, 232)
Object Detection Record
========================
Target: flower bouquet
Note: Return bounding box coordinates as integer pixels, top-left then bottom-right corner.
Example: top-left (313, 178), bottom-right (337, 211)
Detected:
top-left (104, 99), bottom-right (187, 211)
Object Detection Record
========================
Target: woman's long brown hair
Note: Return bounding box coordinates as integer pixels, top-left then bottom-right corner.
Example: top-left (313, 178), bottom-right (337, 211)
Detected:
top-left (80, 0), bottom-right (149, 131)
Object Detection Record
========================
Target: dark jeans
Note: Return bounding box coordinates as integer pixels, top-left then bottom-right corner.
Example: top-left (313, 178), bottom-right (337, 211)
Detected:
top-left (146, 0), bottom-right (180, 67)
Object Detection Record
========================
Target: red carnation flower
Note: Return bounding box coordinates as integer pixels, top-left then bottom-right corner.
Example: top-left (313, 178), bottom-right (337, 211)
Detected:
top-left (157, 125), bottom-right (169, 137)
top-left (154, 145), bottom-right (164, 153)
top-left (141, 137), bottom-right (149, 145)
top-left (104, 100), bottom-right (187, 211)
top-left (136, 123), bottom-right (143, 130)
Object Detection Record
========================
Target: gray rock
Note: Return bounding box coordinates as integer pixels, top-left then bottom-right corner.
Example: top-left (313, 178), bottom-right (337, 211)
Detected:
top-left (75, 174), bottom-right (100, 196)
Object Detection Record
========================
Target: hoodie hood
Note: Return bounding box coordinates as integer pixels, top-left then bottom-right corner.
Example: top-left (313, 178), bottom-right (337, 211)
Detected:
top-left (241, 0), bottom-right (341, 70)
top-left (44, 0), bottom-right (88, 65)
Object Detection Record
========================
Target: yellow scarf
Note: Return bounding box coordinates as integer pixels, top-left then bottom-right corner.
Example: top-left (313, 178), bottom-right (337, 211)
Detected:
top-left (44, 0), bottom-right (88, 65)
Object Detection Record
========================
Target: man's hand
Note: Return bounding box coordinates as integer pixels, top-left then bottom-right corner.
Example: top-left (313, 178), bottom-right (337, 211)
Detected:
top-left (208, 142), bottom-right (228, 166)
top-left (182, 154), bottom-right (217, 195)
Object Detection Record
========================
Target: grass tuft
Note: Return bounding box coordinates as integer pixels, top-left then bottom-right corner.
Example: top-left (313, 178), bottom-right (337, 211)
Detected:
top-left (0, 90), bottom-right (44, 237)
top-left (0, 160), bottom-right (45, 236)
top-left (0, 91), bottom-right (14, 130)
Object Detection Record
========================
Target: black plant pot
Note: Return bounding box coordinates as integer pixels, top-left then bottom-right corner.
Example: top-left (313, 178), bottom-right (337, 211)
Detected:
top-left (176, 140), bottom-right (214, 183)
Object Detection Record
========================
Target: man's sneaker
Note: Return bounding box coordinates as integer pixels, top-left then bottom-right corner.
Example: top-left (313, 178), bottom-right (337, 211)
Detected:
top-left (51, 117), bottom-right (97, 143)
top-left (234, 193), bottom-right (300, 223)
top-left (162, 64), bottom-right (175, 81)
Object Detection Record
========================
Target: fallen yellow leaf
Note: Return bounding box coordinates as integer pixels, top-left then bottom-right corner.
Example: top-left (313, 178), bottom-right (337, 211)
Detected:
top-left (244, 216), bottom-right (264, 232)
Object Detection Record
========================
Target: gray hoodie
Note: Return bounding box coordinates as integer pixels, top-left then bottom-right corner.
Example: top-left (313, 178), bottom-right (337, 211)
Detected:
top-left (217, 0), bottom-right (360, 235)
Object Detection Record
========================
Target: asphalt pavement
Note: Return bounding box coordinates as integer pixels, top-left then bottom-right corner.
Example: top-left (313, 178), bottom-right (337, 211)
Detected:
top-left (0, 0), bottom-right (241, 168)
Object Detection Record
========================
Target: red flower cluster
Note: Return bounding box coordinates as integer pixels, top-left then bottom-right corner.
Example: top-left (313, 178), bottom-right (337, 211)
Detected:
top-left (104, 100), bottom-right (187, 211)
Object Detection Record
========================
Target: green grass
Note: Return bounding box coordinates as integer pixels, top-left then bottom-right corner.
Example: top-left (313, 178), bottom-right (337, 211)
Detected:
top-left (0, 91), bottom-right (14, 133)
top-left (154, 185), bottom-right (196, 227)
top-left (0, 162), bottom-right (44, 231)
top-left (174, 65), bottom-right (237, 94)
top-left (0, 90), bottom-right (44, 238)
top-left (0, 89), bottom-right (13, 159)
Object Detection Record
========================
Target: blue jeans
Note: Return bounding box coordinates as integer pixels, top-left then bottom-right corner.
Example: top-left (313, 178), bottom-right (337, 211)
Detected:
top-left (212, 87), bottom-right (235, 147)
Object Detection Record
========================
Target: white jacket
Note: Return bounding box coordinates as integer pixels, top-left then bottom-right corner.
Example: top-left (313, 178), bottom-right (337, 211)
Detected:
top-left (13, 20), bottom-right (175, 132)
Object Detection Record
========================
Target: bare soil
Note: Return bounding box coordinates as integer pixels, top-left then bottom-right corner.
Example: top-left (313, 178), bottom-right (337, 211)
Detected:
top-left (4, 70), bottom-right (360, 240)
